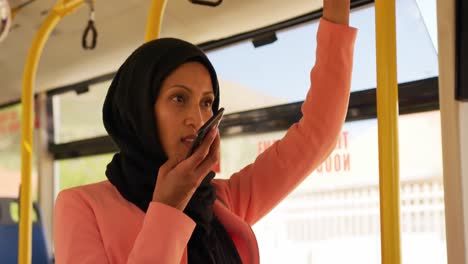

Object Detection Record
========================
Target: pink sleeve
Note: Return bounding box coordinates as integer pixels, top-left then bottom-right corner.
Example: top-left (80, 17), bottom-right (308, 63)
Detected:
top-left (214, 18), bottom-right (358, 225)
top-left (128, 202), bottom-right (195, 263)
top-left (53, 190), bottom-right (195, 264)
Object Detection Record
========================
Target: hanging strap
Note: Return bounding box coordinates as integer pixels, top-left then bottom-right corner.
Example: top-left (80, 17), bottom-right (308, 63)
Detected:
top-left (82, 0), bottom-right (97, 50)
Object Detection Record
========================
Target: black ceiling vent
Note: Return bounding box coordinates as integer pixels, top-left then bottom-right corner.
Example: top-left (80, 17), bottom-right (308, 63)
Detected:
top-left (252, 32), bottom-right (277, 48)
top-left (189, 0), bottom-right (222, 7)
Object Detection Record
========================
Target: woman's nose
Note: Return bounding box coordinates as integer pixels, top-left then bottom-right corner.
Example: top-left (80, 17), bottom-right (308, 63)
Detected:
top-left (184, 108), bottom-right (204, 130)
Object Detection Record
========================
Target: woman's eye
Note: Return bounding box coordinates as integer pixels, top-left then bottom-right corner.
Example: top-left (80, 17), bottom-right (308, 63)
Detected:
top-left (171, 95), bottom-right (184, 104)
top-left (202, 99), bottom-right (213, 108)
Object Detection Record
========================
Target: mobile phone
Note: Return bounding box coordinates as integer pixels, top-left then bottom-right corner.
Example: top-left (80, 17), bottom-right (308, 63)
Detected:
top-left (186, 108), bottom-right (224, 158)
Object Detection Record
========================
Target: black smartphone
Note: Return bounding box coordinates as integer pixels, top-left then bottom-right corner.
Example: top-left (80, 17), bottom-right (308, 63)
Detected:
top-left (186, 108), bottom-right (224, 158)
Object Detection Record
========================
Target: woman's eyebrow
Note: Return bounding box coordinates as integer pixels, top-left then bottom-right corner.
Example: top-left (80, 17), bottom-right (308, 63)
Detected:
top-left (171, 84), bottom-right (191, 92)
top-left (170, 84), bottom-right (214, 96)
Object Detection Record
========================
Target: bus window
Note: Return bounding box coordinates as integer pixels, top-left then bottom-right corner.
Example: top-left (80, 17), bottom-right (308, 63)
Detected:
top-left (206, 0), bottom-right (438, 113)
top-left (218, 111), bottom-right (445, 264)
top-left (0, 104), bottom-right (38, 198)
top-left (53, 80), bottom-right (111, 144)
top-left (57, 153), bottom-right (113, 191)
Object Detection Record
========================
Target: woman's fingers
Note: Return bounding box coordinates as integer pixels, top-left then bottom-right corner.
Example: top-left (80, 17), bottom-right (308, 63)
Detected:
top-left (153, 129), bottom-right (220, 211)
top-left (185, 128), bottom-right (218, 167)
top-left (196, 131), bottom-right (220, 175)
top-left (165, 127), bottom-right (218, 177)
top-left (323, 0), bottom-right (350, 25)
top-left (174, 128), bottom-right (218, 186)
top-left (159, 157), bottom-right (181, 176)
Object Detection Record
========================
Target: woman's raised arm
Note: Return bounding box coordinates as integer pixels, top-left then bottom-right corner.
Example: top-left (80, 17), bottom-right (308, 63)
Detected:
top-left (213, 0), bottom-right (357, 225)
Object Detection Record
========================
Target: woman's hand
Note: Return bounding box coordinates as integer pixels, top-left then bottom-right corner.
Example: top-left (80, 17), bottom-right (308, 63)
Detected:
top-left (152, 128), bottom-right (220, 211)
top-left (323, 0), bottom-right (351, 25)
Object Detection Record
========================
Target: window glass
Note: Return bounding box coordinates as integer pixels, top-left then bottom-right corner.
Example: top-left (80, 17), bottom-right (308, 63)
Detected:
top-left (9, 201), bottom-right (39, 223)
top-left (57, 153), bottom-right (113, 191)
top-left (0, 104), bottom-right (38, 198)
top-left (219, 111), bottom-right (445, 264)
top-left (53, 80), bottom-right (110, 143)
top-left (207, 0), bottom-right (438, 113)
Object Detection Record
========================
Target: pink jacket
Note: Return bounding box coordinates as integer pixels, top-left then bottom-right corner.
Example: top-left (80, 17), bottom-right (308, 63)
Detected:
top-left (54, 18), bottom-right (357, 264)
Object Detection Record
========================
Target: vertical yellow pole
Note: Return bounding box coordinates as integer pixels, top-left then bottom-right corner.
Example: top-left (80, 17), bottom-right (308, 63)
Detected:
top-left (19, 1), bottom-right (84, 263)
top-left (19, 12), bottom-right (61, 264)
top-left (375, 0), bottom-right (401, 263)
top-left (145, 0), bottom-right (168, 42)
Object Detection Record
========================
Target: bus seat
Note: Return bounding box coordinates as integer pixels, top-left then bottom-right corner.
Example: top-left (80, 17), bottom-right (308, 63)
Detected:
top-left (0, 197), bottom-right (51, 264)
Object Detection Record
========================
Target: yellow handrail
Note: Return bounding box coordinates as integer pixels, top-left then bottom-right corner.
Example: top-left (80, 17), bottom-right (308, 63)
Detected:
top-left (375, 0), bottom-right (401, 263)
top-left (145, 0), bottom-right (167, 42)
top-left (19, 1), bottom-right (85, 263)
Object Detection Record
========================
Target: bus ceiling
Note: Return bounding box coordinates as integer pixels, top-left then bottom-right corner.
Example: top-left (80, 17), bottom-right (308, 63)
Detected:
top-left (0, 0), bottom-right (329, 106)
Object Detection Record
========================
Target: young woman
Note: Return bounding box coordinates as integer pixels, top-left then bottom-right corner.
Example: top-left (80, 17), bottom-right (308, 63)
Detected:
top-left (54, 0), bottom-right (357, 263)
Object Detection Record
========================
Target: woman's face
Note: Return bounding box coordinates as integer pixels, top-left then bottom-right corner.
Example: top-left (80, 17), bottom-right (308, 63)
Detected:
top-left (154, 61), bottom-right (215, 161)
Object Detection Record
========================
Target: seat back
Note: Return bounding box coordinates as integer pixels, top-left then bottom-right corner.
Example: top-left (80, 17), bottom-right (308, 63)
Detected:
top-left (0, 198), bottom-right (50, 264)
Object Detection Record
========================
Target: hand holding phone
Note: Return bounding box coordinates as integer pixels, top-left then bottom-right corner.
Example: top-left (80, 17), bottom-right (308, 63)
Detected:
top-left (154, 108), bottom-right (224, 211)
top-left (186, 108), bottom-right (224, 158)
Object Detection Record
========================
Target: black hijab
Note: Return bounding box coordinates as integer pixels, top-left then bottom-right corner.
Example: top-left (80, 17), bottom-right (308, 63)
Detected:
top-left (103, 38), bottom-right (241, 263)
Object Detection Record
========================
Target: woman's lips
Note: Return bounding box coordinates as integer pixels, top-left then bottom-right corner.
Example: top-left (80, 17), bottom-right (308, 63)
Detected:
top-left (181, 135), bottom-right (195, 149)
